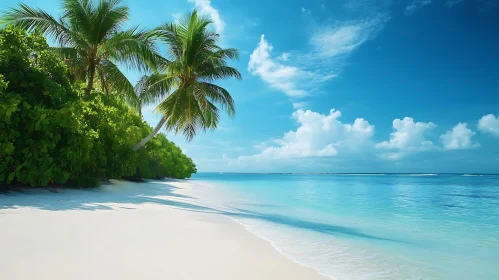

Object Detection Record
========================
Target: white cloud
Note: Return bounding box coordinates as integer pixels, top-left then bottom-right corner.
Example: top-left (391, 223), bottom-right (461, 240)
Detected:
top-left (292, 102), bottom-right (308, 109)
top-left (230, 111), bottom-right (488, 169)
top-left (478, 114), bottom-right (499, 136)
top-left (301, 7), bottom-right (311, 14)
top-left (238, 109), bottom-right (374, 160)
top-left (405, 0), bottom-right (432, 15)
top-left (440, 123), bottom-right (479, 150)
top-left (248, 35), bottom-right (308, 97)
top-left (248, 7), bottom-right (387, 100)
top-left (278, 52), bottom-right (291, 61)
top-left (376, 117), bottom-right (436, 159)
top-left (188, 0), bottom-right (224, 33)
top-left (253, 142), bottom-right (268, 150)
top-left (297, 14), bottom-right (389, 82)
top-left (310, 15), bottom-right (388, 59)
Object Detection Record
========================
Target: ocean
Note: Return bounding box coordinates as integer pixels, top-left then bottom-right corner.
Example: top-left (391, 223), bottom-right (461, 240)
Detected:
top-left (190, 173), bottom-right (499, 280)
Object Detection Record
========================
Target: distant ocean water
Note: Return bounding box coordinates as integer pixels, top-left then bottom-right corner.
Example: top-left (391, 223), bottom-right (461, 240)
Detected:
top-left (191, 173), bottom-right (499, 280)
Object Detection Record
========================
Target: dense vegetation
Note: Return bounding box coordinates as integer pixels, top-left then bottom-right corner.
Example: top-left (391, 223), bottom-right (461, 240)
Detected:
top-left (0, 0), bottom-right (241, 188)
top-left (0, 0), bottom-right (161, 104)
top-left (0, 28), bottom-right (196, 187)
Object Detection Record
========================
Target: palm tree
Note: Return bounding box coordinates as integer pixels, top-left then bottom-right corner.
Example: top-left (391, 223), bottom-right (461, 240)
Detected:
top-left (132, 11), bottom-right (241, 151)
top-left (1, 0), bottom-right (160, 105)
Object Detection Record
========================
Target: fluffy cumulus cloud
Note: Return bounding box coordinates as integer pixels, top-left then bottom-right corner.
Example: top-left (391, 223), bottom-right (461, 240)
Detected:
top-left (376, 117), bottom-right (436, 159)
top-left (440, 123), bottom-right (479, 150)
top-left (248, 35), bottom-right (307, 97)
top-left (238, 109), bottom-right (374, 160)
top-left (188, 0), bottom-right (224, 33)
top-left (248, 9), bottom-right (388, 98)
top-left (478, 114), bottom-right (499, 136)
top-left (227, 109), bottom-right (491, 169)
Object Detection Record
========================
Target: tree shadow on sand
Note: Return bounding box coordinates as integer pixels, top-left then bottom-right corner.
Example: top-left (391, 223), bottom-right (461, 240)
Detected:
top-left (0, 180), bottom-right (406, 244)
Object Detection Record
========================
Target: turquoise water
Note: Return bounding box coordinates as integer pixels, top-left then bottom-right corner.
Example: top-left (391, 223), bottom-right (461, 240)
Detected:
top-left (191, 173), bottom-right (499, 280)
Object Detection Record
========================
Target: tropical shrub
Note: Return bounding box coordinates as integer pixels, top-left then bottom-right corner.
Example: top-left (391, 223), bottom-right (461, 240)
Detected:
top-left (77, 91), bottom-right (197, 184)
top-left (0, 27), bottom-right (90, 186)
top-left (0, 28), bottom-right (196, 188)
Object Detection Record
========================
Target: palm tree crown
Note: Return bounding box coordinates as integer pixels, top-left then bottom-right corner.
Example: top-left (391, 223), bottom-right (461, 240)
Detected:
top-left (1, 0), bottom-right (160, 106)
top-left (133, 10), bottom-right (241, 150)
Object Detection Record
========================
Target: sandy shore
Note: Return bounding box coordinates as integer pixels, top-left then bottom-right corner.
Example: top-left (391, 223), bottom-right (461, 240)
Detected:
top-left (0, 180), bottom-right (329, 280)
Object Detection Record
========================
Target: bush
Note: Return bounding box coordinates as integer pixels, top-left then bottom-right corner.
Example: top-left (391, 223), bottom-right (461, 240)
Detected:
top-left (76, 91), bottom-right (197, 185)
top-left (0, 27), bottom-right (196, 187)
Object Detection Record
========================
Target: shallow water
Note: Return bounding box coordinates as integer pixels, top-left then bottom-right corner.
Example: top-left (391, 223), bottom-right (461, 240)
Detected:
top-left (191, 173), bottom-right (499, 280)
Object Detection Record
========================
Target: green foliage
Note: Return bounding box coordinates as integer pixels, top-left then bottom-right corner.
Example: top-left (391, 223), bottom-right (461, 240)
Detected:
top-left (75, 91), bottom-right (197, 185)
top-left (1, 0), bottom-right (162, 108)
top-left (0, 27), bottom-right (196, 187)
top-left (134, 10), bottom-right (241, 149)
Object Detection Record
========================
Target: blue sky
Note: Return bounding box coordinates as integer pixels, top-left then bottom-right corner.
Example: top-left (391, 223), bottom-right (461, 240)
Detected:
top-left (2, 0), bottom-right (499, 173)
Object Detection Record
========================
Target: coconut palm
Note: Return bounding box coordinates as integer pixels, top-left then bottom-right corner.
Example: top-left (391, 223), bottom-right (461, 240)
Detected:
top-left (1, 0), bottom-right (161, 105)
top-left (132, 10), bottom-right (241, 150)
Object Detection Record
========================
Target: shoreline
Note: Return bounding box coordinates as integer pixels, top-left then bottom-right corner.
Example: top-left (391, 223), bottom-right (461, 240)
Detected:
top-left (0, 179), bottom-right (329, 280)
top-left (231, 217), bottom-right (337, 280)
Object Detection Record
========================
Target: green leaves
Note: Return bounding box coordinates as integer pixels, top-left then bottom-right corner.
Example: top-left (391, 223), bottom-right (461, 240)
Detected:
top-left (7, 172), bottom-right (15, 183)
top-left (0, 27), bottom-right (196, 188)
top-left (1, 0), bottom-right (160, 111)
top-left (136, 10), bottom-right (241, 145)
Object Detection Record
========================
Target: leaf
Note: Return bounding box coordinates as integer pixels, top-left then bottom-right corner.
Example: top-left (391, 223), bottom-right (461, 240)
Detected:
top-left (7, 171), bottom-right (15, 183)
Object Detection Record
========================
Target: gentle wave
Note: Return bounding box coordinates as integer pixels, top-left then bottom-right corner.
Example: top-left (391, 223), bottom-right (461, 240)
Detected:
top-left (232, 217), bottom-right (441, 280)
top-left (231, 217), bottom-right (338, 280)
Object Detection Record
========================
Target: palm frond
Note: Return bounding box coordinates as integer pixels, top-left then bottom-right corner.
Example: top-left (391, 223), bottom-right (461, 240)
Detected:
top-left (98, 59), bottom-right (139, 109)
top-left (50, 46), bottom-right (78, 60)
top-left (101, 26), bottom-right (163, 72)
top-left (91, 0), bottom-right (129, 43)
top-left (61, 0), bottom-right (94, 43)
top-left (136, 9), bottom-right (240, 142)
top-left (197, 82), bottom-right (235, 117)
top-left (199, 65), bottom-right (242, 81)
top-left (155, 84), bottom-right (218, 141)
top-left (135, 73), bottom-right (177, 106)
top-left (153, 22), bottom-right (184, 61)
top-left (1, 3), bottom-right (72, 45)
top-left (133, 9), bottom-right (241, 148)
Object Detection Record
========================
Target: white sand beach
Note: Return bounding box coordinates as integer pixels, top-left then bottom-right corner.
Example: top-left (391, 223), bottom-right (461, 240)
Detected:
top-left (0, 180), bottom-right (329, 280)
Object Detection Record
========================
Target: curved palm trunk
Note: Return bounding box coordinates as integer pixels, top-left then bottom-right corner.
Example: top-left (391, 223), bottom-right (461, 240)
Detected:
top-left (133, 116), bottom-right (167, 151)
